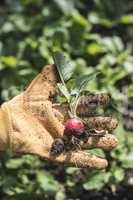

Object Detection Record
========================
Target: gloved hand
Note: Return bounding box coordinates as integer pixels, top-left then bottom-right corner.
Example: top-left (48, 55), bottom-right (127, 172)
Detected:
top-left (0, 64), bottom-right (118, 169)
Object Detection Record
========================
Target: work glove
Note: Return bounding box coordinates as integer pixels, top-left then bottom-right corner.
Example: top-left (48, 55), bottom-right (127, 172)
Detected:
top-left (0, 64), bottom-right (118, 169)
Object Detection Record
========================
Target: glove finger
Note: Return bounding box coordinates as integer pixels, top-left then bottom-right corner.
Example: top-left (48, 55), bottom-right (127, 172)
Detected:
top-left (25, 64), bottom-right (59, 101)
top-left (50, 150), bottom-right (108, 169)
top-left (83, 117), bottom-right (118, 132)
top-left (77, 93), bottom-right (110, 112)
top-left (53, 104), bottom-right (118, 132)
top-left (15, 139), bottom-right (108, 169)
top-left (81, 134), bottom-right (118, 150)
top-left (54, 93), bottom-right (110, 117)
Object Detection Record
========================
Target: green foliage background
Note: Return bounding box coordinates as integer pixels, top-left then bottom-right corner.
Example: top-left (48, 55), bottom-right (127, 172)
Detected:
top-left (0, 0), bottom-right (133, 199)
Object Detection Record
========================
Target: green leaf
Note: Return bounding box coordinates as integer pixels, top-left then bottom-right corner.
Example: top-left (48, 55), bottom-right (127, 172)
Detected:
top-left (124, 61), bottom-right (133, 73)
top-left (76, 72), bottom-right (100, 93)
top-left (83, 172), bottom-right (111, 190)
top-left (6, 158), bottom-right (24, 169)
top-left (66, 167), bottom-right (79, 174)
top-left (122, 153), bottom-right (133, 169)
top-left (72, 10), bottom-right (88, 25)
top-left (55, 191), bottom-right (65, 200)
top-left (128, 84), bottom-right (133, 98)
top-left (113, 167), bottom-right (125, 183)
top-left (87, 149), bottom-right (105, 158)
top-left (57, 83), bottom-right (71, 102)
top-left (37, 171), bottom-right (60, 193)
top-left (121, 15), bottom-right (133, 24)
top-left (1, 56), bottom-right (17, 67)
top-left (54, 0), bottom-right (74, 15)
top-left (52, 51), bottom-right (75, 84)
top-left (87, 43), bottom-right (103, 55)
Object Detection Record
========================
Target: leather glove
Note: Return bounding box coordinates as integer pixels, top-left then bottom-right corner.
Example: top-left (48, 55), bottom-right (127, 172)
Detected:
top-left (0, 64), bottom-right (118, 169)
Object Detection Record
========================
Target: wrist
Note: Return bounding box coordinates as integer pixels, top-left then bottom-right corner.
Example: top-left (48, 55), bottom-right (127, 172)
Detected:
top-left (0, 108), bottom-right (9, 150)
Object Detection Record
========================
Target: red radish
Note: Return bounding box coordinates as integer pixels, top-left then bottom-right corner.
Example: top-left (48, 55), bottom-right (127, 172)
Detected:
top-left (64, 118), bottom-right (84, 137)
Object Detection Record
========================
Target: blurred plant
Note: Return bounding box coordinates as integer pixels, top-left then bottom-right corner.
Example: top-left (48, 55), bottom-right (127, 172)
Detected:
top-left (0, 0), bottom-right (133, 199)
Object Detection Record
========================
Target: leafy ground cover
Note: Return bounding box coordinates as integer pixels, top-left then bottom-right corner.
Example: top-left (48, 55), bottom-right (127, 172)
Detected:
top-left (0, 0), bottom-right (133, 199)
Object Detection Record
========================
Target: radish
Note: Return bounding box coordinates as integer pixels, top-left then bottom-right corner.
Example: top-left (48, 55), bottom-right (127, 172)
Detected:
top-left (64, 118), bottom-right (84, 137)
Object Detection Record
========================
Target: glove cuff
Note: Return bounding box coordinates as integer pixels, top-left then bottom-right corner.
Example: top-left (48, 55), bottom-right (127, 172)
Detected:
top-left (0, 105), bottom-right (10, 150)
